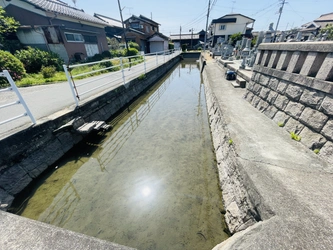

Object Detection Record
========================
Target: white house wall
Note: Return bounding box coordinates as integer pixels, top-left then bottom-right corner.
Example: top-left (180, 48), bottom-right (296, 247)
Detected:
top-left (213, 16), bottom-right (253, 36)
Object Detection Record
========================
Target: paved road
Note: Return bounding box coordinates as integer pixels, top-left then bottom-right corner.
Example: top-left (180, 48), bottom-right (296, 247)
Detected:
top-left (0, 53), bottom-right (180, 139)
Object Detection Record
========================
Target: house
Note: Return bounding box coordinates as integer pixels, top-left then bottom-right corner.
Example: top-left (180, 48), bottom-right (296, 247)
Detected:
top-left (123, 14), bottom-right (168, 53)
top-left (94, 13), bottom-right (123, 40)
top-left (299, 12), bottom-right (333, 39)
top-left (208, 13), bottom-right (255, 47)
top-left (147, 33), bottom-right (169, 53)
top-left (170, 30), bottom-right (206, 50)
top-left (0, 0), bottom-right (109, 63)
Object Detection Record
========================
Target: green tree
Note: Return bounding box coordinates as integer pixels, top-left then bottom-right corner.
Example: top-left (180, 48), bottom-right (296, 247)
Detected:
top-left (0, 6), bottom-right (20, 48)
top-left (229, 32), bottom-right (242, 46)
top-left (320, 24), bottom-right (333, 40)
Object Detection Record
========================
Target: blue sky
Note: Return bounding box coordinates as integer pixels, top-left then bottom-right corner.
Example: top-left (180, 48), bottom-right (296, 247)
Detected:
top-left (63, 0), bottom-right (332, 35)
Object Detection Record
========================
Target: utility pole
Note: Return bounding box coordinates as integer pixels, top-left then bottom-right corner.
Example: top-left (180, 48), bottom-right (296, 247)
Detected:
top-left (273, 0), bottom-right (286, 42)
top-left (189, 28), bottom-right (194, 50)
top-left (117, 0), bottom-right (129, 54)
top-left (180, 26), bottom-right (182, 50)
top-left (203, 0), bottom-right (211, 53)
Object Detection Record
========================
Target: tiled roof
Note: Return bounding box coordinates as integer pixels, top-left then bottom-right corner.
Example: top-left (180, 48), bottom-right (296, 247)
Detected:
top-left (23, 0), bottom-right (107, 25)
top-left (314, 12), bottom-right (333, 22)
top-left (94, 13), bottom-right (122, 28)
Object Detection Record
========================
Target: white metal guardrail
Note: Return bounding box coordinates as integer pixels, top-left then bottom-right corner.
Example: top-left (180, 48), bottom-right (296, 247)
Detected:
top-left (0, 70), bottom-right (36, 125)
top-left (63, 49), bottom-right (181, 106)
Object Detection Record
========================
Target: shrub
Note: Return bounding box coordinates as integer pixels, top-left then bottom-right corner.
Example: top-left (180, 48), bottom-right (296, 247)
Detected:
top-left (125, 48), bottom-right (139, 57)
top-left (138, 74), bottom-right (146, 80)
top-left (15, 47), bottom-right (63, 73)
top-left (168, 43), bottom-right (174, 50)
top-left (0, 50), bottom-right (26, 86)
top-left (41, 65), bottom-right (56, 78)
top-left (182, 44), bottom-right (187, 51)
top-left (89, 53), bottom-right (104, 62)
top-left (110, 49), bottom-right (125, 58)
top-left (128, 42), bottom-right (140, 51)
top-left (101, 50), bottom-right (112, 58)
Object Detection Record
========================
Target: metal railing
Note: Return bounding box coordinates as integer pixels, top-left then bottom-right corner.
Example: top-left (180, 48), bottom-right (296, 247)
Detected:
top-left (0, 70), bottom-right (36, 125)
top-left (63, 49), bottom-right (181, 106)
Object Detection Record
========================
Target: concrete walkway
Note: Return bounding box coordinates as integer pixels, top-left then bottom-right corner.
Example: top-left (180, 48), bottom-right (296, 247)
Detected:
top-left (202, 54), bottom-right (333, 249)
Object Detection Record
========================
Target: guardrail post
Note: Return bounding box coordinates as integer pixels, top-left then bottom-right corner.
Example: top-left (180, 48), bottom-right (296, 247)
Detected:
top-left (63, 65), bottom-right (79, 107)
top-left (120, 57), bottom-right (126, 85)
top-left (144, 54), bottom-right (147, 74)
top-left (3, 70), bottom-right (36, 124)
top-left (156, 52), bottom-right (158, 66)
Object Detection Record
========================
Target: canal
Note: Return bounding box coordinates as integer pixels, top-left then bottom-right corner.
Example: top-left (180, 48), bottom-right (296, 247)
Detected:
top-left (10, 61), bottom-right (229, 250)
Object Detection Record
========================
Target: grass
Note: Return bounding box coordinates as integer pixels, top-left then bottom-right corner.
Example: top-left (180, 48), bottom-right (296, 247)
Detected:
top-left (11, 56), bottom-right (144, 88)
top-left (313, 149), bottom-right (320, 154)
top-left (290, 132), bottom-right (301, 141)
top-left (228, 139), bottom-right (233, 145)
top-left (278, 122), bottom-right (285, 127)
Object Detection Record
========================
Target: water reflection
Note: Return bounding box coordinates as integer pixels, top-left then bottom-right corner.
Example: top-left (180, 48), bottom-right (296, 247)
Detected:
top-left (17, 62), bottom-right (229, 250)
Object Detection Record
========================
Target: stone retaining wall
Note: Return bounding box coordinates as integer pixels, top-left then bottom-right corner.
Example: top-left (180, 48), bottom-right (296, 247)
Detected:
top-left (0, 57), bottom-right (180, 209)
top-left (244, 41), bottom-right (333, 164)
top-left (201, 56), bottom-right (262, 235)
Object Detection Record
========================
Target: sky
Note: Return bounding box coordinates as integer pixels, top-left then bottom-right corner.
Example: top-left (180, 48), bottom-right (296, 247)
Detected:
top-left (62, 0), bottom-right (332, 35)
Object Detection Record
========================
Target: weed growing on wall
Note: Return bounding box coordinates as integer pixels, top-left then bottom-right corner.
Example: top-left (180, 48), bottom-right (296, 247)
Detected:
top-left (290, 132), bottom-right (301, 141)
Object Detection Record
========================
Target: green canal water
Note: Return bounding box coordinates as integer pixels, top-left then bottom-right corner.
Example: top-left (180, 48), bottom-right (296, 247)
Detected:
top-left (12, 62), bottom-right (229, 250)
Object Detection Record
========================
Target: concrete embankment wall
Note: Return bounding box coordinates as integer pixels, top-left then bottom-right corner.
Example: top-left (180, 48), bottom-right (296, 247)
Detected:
top-left (244, 41), bottom-right (333, 164)
top-left (0, 56), bottom-right (181, 209)
top-left (200, 56), bottom-right (262, 235)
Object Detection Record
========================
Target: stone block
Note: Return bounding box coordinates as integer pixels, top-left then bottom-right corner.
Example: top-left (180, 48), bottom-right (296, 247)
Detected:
top-left (42, 138), bottom-right (66, 166)
top-left (259, 87), bottom-right (270, 100)
top-left (285, 101), bottom-right (305, 119)
top-left (286, 52), bottom-right (301, 73)
top-left (284, 117), bottom-right (305, 134)
top-left (244, 91), bottom-right (254, 103)
top-left (0, 164), bottom-right (28, 191)
top-left (264, 105), bottom-right (278, 119)
top-left (310, 79), bottom-right (333, 94)
top-left (285, 84), bottom-right (304, 101)
top-left (319, 141), bottom-right (333, 165)
top-left (299, 89), bottom-right (325, 110)
top-left (300, 52), bottom-right (318, 76)
top-left (276, 51), bottom-right (288, 70)
top-left (299, 127), bottom-right (327, 150)
top-left (257, 99), bottom-right (269, 112)
top-left (251, 96), bottom-right (261, 108)
top-left (320, 95), bottom-right (333, 116)
top-left (7, 174), bottom-right (32, 195)
top-left (20, 150), bottom-right (49, 179)
top-left (316, 52), bottom-right (333, 81)
top-left (273, 111), bottom-right (290, 125)
top-left (274, 94), bottom-right (290, 110)
top-left (258, 74), bottom-right (270, 86)
top-left (56, 132), bottom-right (74, 154)
top-left (276, 80), bottom-right (288, 94)
top-left (0, 188), bottom-right (14, 211)
top-left (247, 81), bottom-right (255, 92)
top-left (321, 119), bottom-right (333, 141)
top-left (299, 107), bottom-right (329, 132)
top-left (253, 84), bottom-right (262, 95)
top-left (268, 77), bottom-right (279, 91)
top-left (267, 91), bottom-right (278, 104)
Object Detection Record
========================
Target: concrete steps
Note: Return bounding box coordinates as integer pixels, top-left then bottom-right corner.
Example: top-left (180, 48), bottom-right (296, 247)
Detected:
top-left (76, 121), bottom-right (111, 134)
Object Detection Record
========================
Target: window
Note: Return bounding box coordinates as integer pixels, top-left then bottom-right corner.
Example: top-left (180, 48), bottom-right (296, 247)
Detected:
top-left (219, 25), bottom-right (226, 30)
top-left (83, 35), bottom-right (97, 43)
top-left (65, 32), bottom-right (84, 42)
